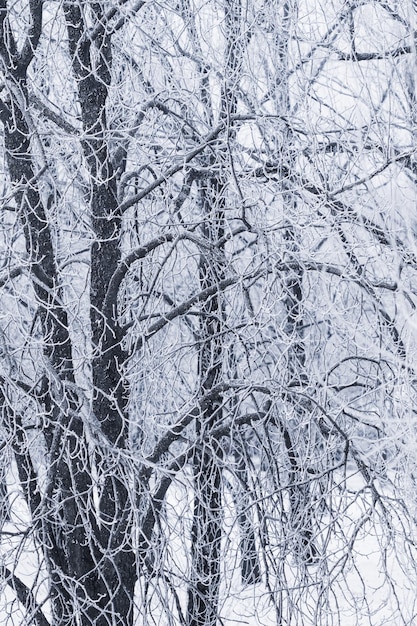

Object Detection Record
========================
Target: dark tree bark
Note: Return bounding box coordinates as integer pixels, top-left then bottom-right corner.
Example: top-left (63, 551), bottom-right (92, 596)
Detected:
top-left (0, 44), bottom-right (103, 626)
top-left (232, 439), bottom-right (262, 585)
top-left (187, 177), bottom-right (225, 626)
top-left (0, 1), bottom-right (136, 623)
top-left (63, 2), bottom-right (135, 623)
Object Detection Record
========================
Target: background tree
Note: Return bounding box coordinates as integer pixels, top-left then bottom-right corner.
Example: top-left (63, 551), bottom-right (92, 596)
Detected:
top-left (0, 1), bottom-right (417, 625)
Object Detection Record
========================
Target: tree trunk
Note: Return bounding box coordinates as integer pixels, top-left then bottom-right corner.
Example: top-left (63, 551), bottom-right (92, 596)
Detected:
top-left (0, 74), bottom-right (105, 622)
top-left (232, 441), bottom-right (262, 585)
top-left (64, 2), bottom-right (136, 622)
top-left (187, 179), bottom-right (224, 626)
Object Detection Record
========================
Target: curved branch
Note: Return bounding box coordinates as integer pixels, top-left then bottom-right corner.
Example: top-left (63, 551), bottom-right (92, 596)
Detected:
top-left (119, 113), bottom-right (290, 212)
top-left (103, 233), bottom-right (175, 317)
top-left (119, 122), bottom-right (228, 212)
top-left (136, 271), bottom-right (261, 347)
top-left (279, 259), bottom-right (398, 292)
top-left (138, 404), bottom-right (272, 561)
top-left (106, 225), bottom-right (250, 320)
top-left (140, 384), bottom-right (274, 482)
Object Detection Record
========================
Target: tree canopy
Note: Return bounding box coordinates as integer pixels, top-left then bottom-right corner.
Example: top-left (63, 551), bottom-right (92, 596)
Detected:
top-left (0, 1), bottom-right (417, 625)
